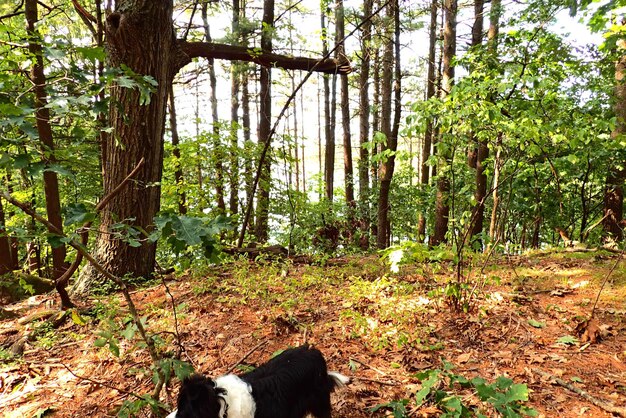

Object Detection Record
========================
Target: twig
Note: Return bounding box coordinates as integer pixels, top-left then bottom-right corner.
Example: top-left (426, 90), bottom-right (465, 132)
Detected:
top-left (59, 362), bottom-right (141, 399)
top-left (349, 357), bottom-right (390, 377)
top-left (533, 368), bottom-right (626, 417)
top-left (590, 244), bottom-right (624, 318)
top-left (353, 376), bottom-right (397, 386)
top-left (224, 340), bottom-right (268, 374)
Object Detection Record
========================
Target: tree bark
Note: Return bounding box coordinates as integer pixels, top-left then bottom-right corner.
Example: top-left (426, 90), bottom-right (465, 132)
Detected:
top-left (487, 0), bottom-right (503, 245)
top-left (376, 0), bottom-right (399, 249)
top-left (73, 0), bottom-right (180, 296)
top-left (603, 53), bottom-right (626, 241)
top-left (229, 0), bottom-right (241, 220)
top-left (337, 0), bottom-right (354, 208)
top-left (254, 0), bottom-right (274, 243)
top-left (25, 0), bottom-right (67, 281)
top-left (168, 84), bottom-right (187, 215)
top-left (358, 0), bottom-right (373, 246)
top-left (469, 0), bottom-right (487, 246)
top-left (431, 0), bottom-right (457, 246)
top-left (0, 196), bottom-right (15, 274)
top-left (179, 42), bottom-right (350, 75)
top-left (202, 3), bottom-right (226, 214)
top-left (417, 0), bottom-right (438, 241)
top-left (322, 8), bottom-right (335, 202)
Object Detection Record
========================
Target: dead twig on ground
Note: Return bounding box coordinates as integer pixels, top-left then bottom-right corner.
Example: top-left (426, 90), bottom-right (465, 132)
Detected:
top-left (533, 368), bottom-right (626, 417)
top-left (224, 340), bottom-right (268, 374)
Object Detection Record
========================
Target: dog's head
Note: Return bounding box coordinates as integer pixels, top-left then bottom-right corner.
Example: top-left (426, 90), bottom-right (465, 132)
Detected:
top-left (174, 374), bottom-right (226, 418)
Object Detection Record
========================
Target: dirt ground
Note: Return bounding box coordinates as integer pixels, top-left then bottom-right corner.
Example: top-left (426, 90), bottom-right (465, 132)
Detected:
top-left (1, 251), bottom-right (625, 417)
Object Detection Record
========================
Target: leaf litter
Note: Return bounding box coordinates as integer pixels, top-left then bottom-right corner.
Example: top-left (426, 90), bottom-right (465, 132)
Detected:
top-left (0, 252), bottom-right (625, 417)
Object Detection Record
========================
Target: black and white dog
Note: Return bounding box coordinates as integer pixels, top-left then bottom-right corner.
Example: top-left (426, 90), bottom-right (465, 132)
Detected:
top-left (166, 345), bottom-right (349, 418)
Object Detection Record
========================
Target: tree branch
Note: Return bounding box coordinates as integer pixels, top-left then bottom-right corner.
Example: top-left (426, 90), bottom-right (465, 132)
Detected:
top-left (179, 41), bottom-right (351, 75)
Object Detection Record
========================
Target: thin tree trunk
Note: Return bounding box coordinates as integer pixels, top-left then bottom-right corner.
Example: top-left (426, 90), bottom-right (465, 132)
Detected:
top-left (322, 7), bottom-right (335, 202)
top-left (230, 0), bottom-right (241, 224)
top-left (0, 196), bottom-right (14, 274)
top-left (168, 85), bottom-right (187, 215)
top-left (358, 0), bottom-right (373, 245)
top-left (254, 0), bottom-right (274, 242)
top-left (417, 0), bottom-right (438, 241)
top-left (603, 53), bottom-right (626, 241)
top-left (431, 0), bottom-right (457, 246)
top-left (487, 0), bottom-right (502, 245)
top-left (469, 0), bottom-right (487, 246)
top-left (202, 4), bottom-right (226, 213)
top-left (242, 67), bottom-right (254, 233)
top-left (25, 0), bottom-right (67, 281)
top-left (337, 0), bottom-right (354, 208)
top-left (376, 0), bottom-right (398, 249)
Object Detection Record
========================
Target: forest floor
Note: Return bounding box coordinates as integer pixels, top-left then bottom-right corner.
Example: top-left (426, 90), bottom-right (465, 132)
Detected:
top-left (1, 249), bottom-right (626, 417)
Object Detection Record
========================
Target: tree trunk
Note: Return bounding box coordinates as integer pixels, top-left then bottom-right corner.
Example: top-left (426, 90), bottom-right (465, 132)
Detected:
top-left (431, 0), bottom-right (457, 246)
top-left (469, 0), bottom-right (487, 246)
top-left (376, 0), bottom-right (399, 249)
top-left (487, 0), bottom-right (502, 246)
top-left (358, 0), bottom-right (373, 246)
top-left (254, 0), bottom-right (274, 242)
top-left (25, 0), bottom-right (67, 281)
top-left (322, 8), bottom-right (335, 202)
top-left (229, 0), bottom-right (241, 219)
top-left (417, 0), bottom-right (438, 241)
top-left (73, 0), bottom-right (180, 296)
top-left (168, 84), bottom-right (187, 215)
top-left (242, 67), bottom-right (254, 234)
top-left (337, 0), bottom-right (354, 208)
top-left (603, 53), bottom-right (626, 241)
top-left (0, 196), bottom-right (15, 274)
top-left (202, 4), bottom-right (226, 214)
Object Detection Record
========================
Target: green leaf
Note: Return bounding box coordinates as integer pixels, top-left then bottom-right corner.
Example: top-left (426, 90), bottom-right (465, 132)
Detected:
top-left (94, 338), bottom-right (107, 347)
top-left (504, 383), bottom-right (530, 403)
top-left (527, 319), bottom-right (545, 328)
top-left (71, 309), bottom-right (87, 326)
top-left (556, 335), bottom-right (578, 345)
top-left (64, 203), bottom-right (96, 226)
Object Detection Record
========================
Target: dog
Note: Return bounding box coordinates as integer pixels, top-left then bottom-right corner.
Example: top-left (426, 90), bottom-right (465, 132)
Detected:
top-left (166, 345), bottom-right (349, 418)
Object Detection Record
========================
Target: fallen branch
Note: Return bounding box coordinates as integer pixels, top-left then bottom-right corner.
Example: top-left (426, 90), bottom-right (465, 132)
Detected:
top-left (533, 368), bottom-right (626, 417)
top-left (224, 340), bottom-right (268, 375)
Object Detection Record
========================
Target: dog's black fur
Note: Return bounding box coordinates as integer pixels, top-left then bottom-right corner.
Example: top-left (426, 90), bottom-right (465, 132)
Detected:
top-left (173, 345), bottom-right (347, 418)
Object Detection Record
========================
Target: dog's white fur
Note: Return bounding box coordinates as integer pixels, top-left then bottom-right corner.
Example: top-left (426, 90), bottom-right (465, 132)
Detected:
top-left (166, 374), bottom-right (256, 418)
top-left (328, 372), bottom-right (350, 388)
top-left (214, 374), bottom-right (256, 417)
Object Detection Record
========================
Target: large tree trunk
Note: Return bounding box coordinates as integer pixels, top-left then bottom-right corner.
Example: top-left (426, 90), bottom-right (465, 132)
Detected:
top-left (417, 0), bottom-right (438, 241)
top-left (358, 0), bottom-right (373, 247)
top-left (254, 0), bottom-right (274, 242)
top-left (603, 53), bottom-right (626, 241)
top-left (72, 0), bottom-right (180, 296)
top-left (431, 0), bottom-right (457, 246)
top-left (25, 0), bottom-right (67, 281)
